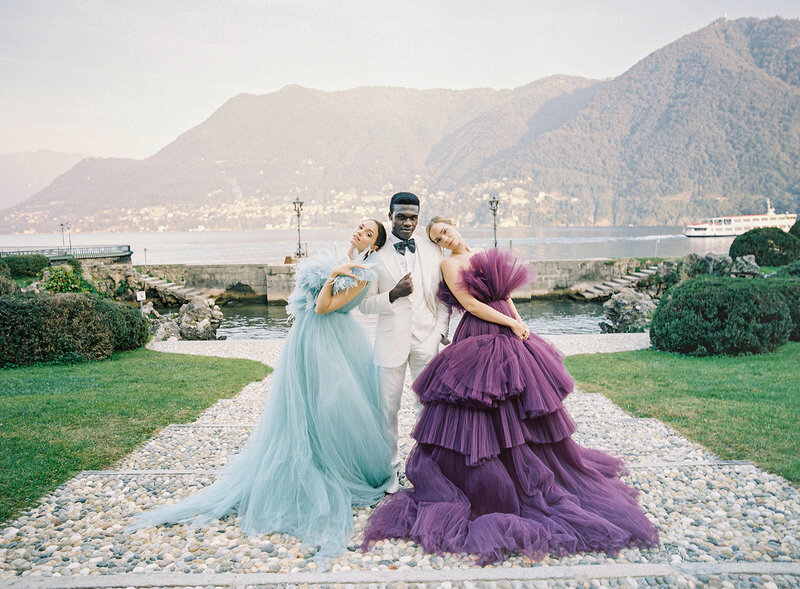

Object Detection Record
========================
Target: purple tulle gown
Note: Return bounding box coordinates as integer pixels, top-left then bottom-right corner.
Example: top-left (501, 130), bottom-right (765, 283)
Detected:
top-left (362, 249), bottom-right (659, 564)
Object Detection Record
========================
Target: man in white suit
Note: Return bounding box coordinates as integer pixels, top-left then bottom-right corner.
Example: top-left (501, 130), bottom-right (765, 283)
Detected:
top-left (359, 192), bottom-right (451, 492)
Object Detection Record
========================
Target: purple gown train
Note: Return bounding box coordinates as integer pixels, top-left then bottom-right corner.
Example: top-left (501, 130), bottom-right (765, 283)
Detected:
top-left (362, 248), bottom-right (659, 564)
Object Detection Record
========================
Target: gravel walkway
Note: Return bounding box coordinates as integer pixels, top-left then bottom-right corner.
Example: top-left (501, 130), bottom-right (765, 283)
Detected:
top-left (1, 334), bottom-right (798, 589)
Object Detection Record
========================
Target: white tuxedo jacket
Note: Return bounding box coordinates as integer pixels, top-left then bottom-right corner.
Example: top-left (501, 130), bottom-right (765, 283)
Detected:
top-left (360, 235), bottom-right (450, 367)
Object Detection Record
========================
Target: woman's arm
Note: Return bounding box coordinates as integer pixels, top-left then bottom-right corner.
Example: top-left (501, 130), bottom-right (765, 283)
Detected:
top-left (442, 259), bottom-right (529, 339)
top-left (507, 297), bottom-right (523, 322)
top-left (315, 262), bottom-right (368, 315)
top-left (506, 297), bottom-right (529, 339)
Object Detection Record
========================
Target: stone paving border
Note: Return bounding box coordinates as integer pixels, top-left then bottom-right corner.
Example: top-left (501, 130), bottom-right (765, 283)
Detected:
top-left (144, 333), bottom-right (653, 362)
top-left (78, 460), bottom-right (756, 478)
top-left (162, 417), bottom-right (665, 428)
top-left (7, 561), bottom-right (800, 588)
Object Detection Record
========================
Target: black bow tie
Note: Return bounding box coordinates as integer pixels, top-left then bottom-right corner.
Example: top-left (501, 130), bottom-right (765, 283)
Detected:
top-left (394, 238), bottom-right (416, 254)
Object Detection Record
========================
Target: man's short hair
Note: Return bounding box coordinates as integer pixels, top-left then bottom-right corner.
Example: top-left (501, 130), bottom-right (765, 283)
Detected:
top-left (390, 192), bottom-right (420, 211)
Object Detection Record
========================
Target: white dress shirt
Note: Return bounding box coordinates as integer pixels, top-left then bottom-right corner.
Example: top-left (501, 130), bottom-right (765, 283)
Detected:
top-left (387, 231), bottom-right (416, 275)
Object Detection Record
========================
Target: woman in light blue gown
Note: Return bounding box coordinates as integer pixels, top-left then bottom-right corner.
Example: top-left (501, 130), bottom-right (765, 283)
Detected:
top-left (129, 220), bottom-right (395, 557)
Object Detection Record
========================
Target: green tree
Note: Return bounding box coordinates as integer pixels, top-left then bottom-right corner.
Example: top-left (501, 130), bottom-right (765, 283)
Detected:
top-left (730, 227), bottom-right (800, 266)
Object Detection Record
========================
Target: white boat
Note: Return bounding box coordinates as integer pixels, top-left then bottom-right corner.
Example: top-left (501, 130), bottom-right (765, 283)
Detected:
top-left (683, 200), bottom-right (797, 237)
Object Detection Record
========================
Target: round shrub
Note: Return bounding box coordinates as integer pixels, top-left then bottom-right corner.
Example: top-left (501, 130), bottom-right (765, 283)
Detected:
top-left (790, 219), bottom-right (800, 239)
top-left (0, 293), bottom-right (111, 366)
top-left (729, 227), bottom-right (800, 266)
top-left (650, 276), bottom-right (791, 356)
top-left (93, 296), bottom-right (150, 351)
top-left (2, 254), bottom-right (50, 278)
top-left (762, 278), bottom-right (800, 341)
top-left (773, 260), bottom-right (800, 278)
top-left (0, 293), bottom-right (149, 367)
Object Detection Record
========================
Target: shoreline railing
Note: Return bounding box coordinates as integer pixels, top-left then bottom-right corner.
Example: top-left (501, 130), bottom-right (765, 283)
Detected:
top-left (0, 245), bottom-right (133, 260)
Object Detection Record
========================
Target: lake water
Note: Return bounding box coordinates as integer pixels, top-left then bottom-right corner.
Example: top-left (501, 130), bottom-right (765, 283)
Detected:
top-left (0, 225), bottom-right (734, 265)
top-left (5, 225), bottom-right (730, 338)
top-left (188, 299), bottom-right (607, 340)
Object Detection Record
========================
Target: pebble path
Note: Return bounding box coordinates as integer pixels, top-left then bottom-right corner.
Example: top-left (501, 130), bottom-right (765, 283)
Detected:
top-left (1, 333), bottom-right (798, 588)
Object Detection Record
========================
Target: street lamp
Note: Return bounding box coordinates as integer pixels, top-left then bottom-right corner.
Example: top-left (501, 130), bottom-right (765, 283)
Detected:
top-left (58, 222), bottom-right (72, 252)
top-left (292, 197), bottom-right (304, 258)
top-left (488, 195), bottom-right (500, 248)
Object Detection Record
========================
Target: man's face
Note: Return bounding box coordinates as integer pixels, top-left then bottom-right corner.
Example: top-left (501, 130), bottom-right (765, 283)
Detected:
top-left (389, 204), bottom-right (419, 240)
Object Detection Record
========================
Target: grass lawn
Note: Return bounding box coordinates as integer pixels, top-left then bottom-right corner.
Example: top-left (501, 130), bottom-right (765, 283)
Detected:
top-left (12, 276), bottom-right (38, 288)
top-left (760, 266), bottom-right (782, 274)
top-left (564, 342), bottom-right (800, 484)
top-left (0, 348), bottom-right (271, 524)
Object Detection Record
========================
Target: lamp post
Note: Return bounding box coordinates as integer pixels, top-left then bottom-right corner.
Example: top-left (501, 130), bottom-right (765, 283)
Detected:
top-left (292, 197), bottom-right (304, 259)
top-left (66, 222), bottom-right (72, 252)
top-left (59, 223), bottom-right (66, 248)
top-left (488, 195), bottom-right (500, 248)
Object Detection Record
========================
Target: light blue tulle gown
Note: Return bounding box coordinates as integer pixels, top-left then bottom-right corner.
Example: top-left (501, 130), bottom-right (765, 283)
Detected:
top-left (129, 250), bottom-right (394, 557)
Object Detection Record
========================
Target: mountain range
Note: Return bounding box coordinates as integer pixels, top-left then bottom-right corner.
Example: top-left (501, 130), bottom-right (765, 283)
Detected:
top-left (2, 16), bottom-right (799, 233)
top-left (0, 151), bottom-right (88, 211)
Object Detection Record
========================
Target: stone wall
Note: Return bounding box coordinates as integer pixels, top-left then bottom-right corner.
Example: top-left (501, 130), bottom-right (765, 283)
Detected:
top-left (181, 258), bottom-right (650, 304)
top-left (185, 264), bottom-right (295, 304)
top-left (134, 264), bottom-right (188, 284)
top-left (518, 258), bottom-right (648, 298)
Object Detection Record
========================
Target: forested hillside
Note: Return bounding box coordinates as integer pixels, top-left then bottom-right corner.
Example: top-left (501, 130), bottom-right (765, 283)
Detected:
top-left (2, 17), bottom-right (799, 232)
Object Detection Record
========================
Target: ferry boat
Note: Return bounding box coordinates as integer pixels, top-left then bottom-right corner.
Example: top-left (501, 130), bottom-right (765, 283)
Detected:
top-left (683, 200), bottom-right (796, 237)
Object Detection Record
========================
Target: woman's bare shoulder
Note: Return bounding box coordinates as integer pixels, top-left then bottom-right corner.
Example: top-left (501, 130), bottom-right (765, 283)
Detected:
top-left (441, 253), bottom-right (471, 274)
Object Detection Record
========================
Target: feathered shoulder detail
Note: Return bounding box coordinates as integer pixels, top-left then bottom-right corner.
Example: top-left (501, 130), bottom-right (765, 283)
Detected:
top-left (286, 248), bottom-right (375, 317)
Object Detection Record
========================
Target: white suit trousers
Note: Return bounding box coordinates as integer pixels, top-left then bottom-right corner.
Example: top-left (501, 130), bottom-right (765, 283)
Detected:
top-left (379, 332), bottom-right (441, 471)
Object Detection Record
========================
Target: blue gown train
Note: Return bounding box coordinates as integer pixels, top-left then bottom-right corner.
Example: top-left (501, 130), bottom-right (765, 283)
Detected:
top-left (129, 250), bottom-right (394, 557)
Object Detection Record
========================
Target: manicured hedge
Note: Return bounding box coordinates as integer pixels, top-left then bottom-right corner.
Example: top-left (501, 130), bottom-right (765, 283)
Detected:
top-left (650, 276), bottom-right (791, 356)
top-left (92, 295), bottom-right (150, 351)
top-left (0, 293), bottom-right (149, 367)
top-left (1, 254), bottom-right (50, 278)
top-left (762, 278), bottom-right (800, 341)
top-left (774, 260), bottom-right (800, 278)
top-left (790, 219), bottom-right (800, 239)
top-left (729, 228), bottom-right (800, 266)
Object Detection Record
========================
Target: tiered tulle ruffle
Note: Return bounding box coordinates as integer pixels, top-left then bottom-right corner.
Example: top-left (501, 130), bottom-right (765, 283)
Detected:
top-left (363, 248), bottom-right (658, 564)
top-left (436, 248), bottom-right (532, 312)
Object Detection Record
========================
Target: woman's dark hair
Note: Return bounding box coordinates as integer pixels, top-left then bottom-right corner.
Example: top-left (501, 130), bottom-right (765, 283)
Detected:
top-left (369, 219), bottom-right (387, 250)
top-left (390, 191), bottom-right (420, 211)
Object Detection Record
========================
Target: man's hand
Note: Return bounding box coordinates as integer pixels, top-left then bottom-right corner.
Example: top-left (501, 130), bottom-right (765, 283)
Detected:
top-left (389, 272), bottom-right (413, 303)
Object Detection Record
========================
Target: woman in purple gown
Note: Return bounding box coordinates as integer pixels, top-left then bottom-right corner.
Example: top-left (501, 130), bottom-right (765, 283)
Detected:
top-left (362, 217), bottom-right (659, 564)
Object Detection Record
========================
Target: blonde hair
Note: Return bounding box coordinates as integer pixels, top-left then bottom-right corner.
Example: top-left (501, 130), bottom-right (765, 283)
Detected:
top-left (426, 216), bottom-right (454, 240)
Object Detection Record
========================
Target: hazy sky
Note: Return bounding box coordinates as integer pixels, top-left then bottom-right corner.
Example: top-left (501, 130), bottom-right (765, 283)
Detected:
top-left (3, 0), bottom-right (800, 159)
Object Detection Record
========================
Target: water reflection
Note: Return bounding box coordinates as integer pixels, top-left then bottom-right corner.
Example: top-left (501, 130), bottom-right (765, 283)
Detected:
top-left (215, 299), bottom-right (606, 340)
